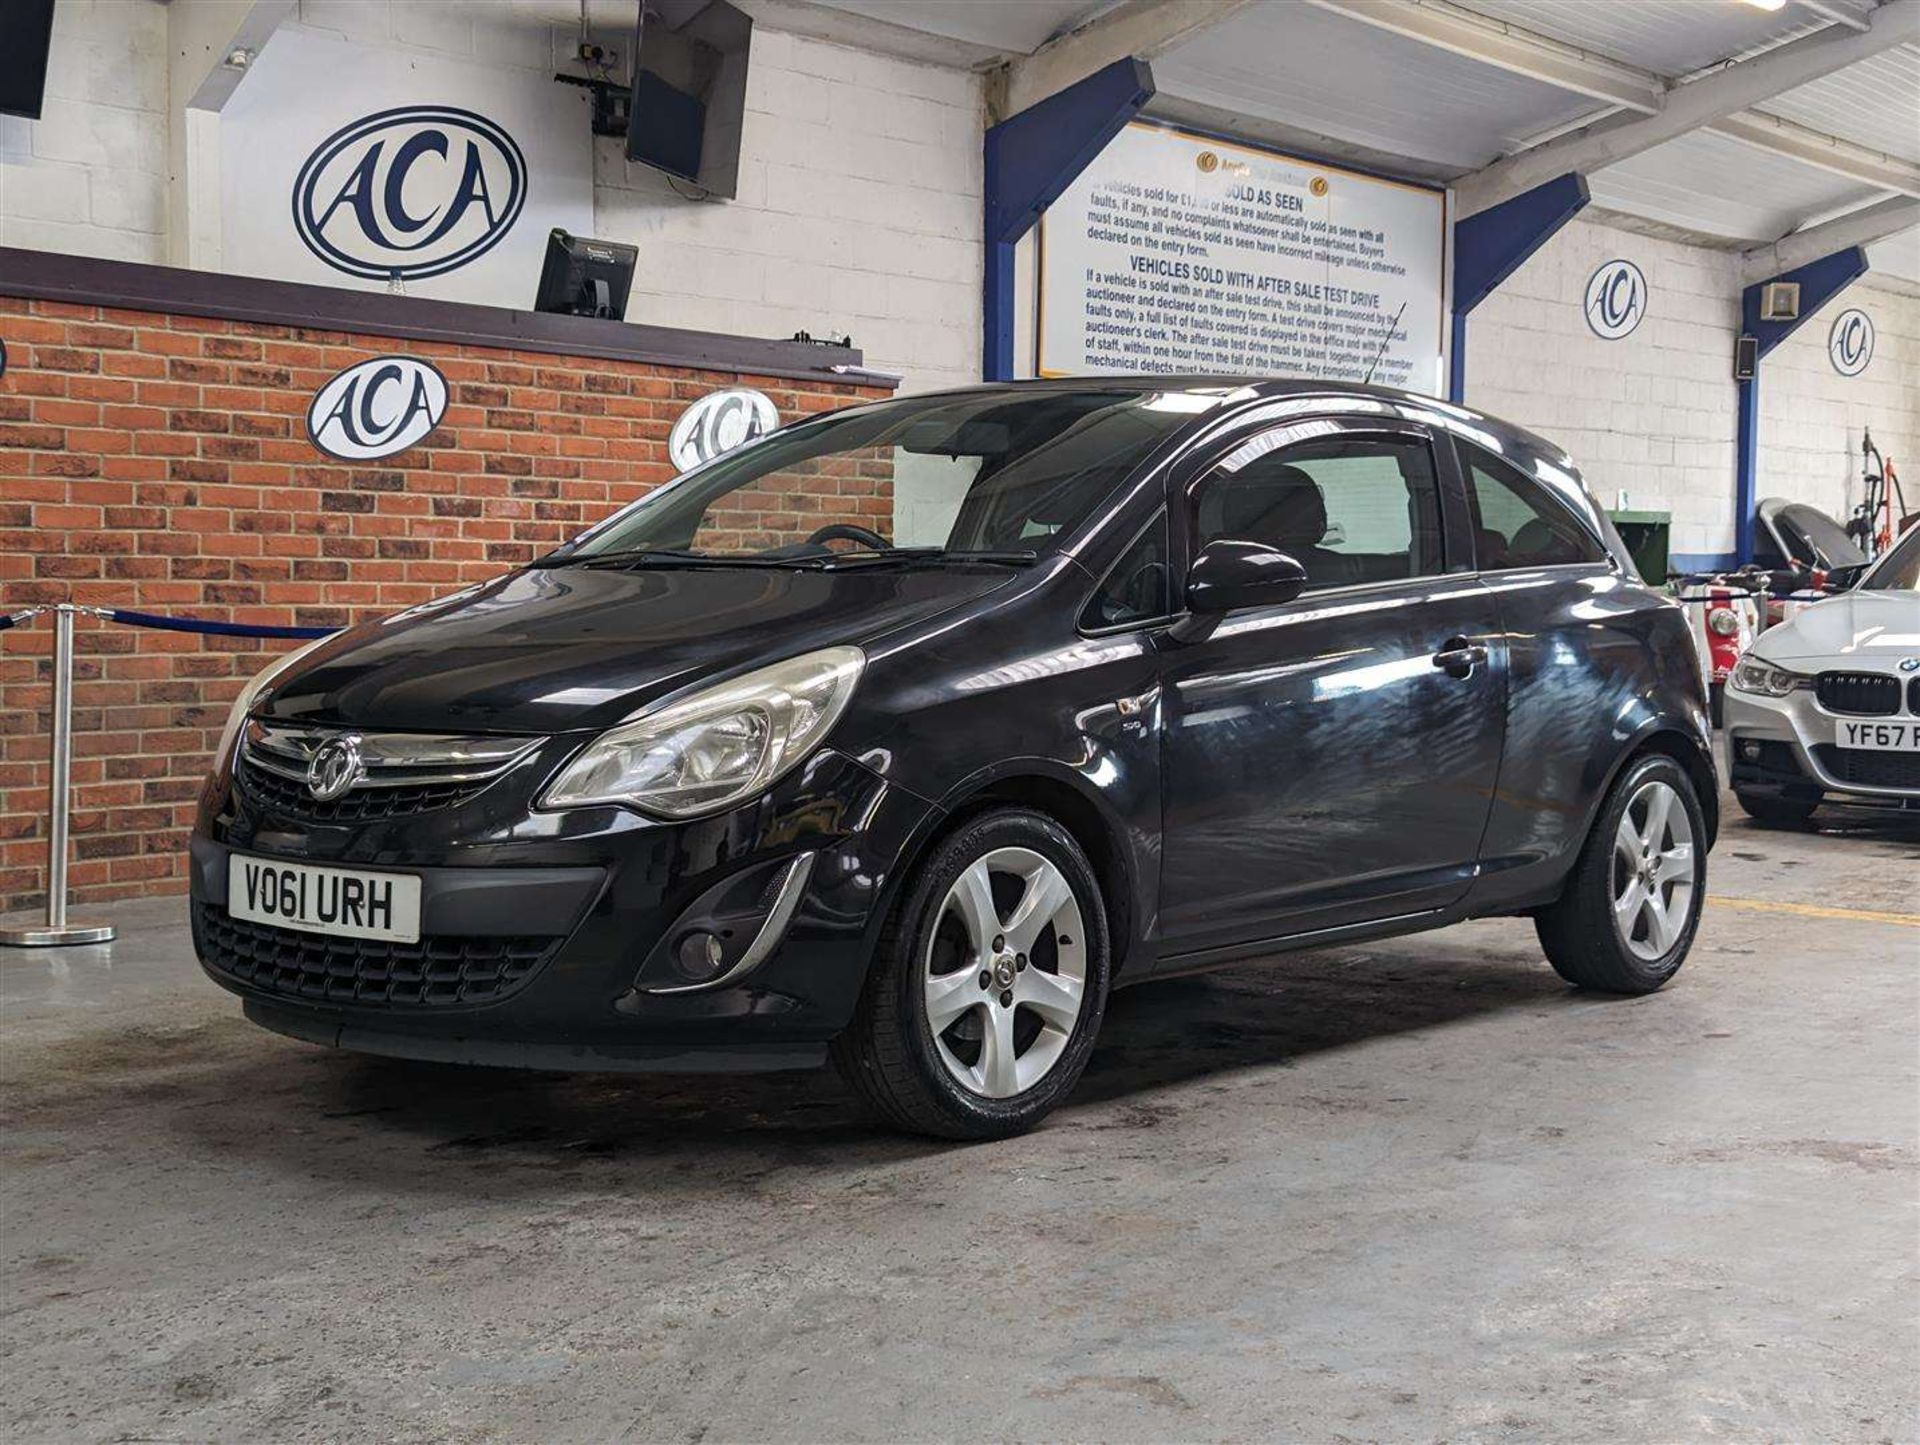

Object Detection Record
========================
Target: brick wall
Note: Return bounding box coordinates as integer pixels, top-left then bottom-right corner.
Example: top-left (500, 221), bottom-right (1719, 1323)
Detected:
top-left (0, 297), bottom-right (886, 914)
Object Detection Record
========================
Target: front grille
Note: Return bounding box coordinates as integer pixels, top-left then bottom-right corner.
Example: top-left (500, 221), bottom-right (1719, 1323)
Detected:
top-left (193, 901), bottom-right (560, 1008)
top-left (236, 757), bottom-right (492, 821)
top-left (1816, 671), bottom-right (1901, 716)
top-left (1815, 746), bottom-right (1920, 791)
top-left (1910, 676), bottom-right (1920, 716)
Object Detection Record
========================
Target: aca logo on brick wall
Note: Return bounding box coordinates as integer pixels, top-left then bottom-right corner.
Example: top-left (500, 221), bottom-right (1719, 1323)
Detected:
top-left (1828, 308), bottom-right (1874, 376)
top-left (307, 357), bottom-right (450, 461)
top-left (1584, 259), bottom-right (1647, 340)
top-left (292, 106), bottom-right (527, 281)
top-left (669, 389), bottom-right (780, 473)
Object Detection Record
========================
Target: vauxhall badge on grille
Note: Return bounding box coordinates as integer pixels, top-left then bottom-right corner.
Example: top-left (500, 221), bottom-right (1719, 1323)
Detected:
top-left (307, 735), bottom-right (366, 801)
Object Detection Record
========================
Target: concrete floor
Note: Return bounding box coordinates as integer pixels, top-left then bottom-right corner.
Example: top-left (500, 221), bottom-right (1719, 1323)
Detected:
top-left (3, 788), bottom-right (1916, 1443)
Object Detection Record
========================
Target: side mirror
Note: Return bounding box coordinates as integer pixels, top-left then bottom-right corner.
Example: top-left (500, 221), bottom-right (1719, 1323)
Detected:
top-left (1169, 540), bottom-right (1307, 643)
top-left (1825, 562), bottom-right (1866, 592)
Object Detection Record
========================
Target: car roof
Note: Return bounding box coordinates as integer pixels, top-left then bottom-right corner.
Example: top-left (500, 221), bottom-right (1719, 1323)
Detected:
top-left (895, 375), bottom-right (1579, 474)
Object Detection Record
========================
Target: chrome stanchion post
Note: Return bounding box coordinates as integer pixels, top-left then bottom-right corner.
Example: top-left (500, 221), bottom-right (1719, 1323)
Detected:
top-left (2, 604), bottom-right (115, 947)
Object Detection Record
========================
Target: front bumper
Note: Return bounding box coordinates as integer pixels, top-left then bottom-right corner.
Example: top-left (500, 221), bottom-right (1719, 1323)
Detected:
top-left (190, 744), bottom-right (936, 1071)
top-left (1723, 679), bottom-right (1920, 806)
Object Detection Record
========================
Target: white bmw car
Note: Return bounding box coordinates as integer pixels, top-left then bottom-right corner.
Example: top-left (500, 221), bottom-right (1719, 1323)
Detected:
top-left (1725, 526), bottom-right (1920, 825)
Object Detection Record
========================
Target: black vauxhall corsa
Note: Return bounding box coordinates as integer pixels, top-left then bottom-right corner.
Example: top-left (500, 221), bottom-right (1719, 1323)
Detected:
top-left (192, 379), bottom-right (1717, 1138)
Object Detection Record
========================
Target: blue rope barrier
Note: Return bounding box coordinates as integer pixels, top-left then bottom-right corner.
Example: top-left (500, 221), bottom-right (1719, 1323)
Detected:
top-left (100, 608), bottom-right (340, 640)
top-left (0, 608), bottom-right (39, 632)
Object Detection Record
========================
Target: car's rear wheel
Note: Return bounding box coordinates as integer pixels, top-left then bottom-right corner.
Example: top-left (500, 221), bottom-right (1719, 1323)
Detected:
top-left (832, 808), bottom-right (1109, 1140)
top-left (1536, 754), bottom-right (1706, 994)
top-left (1734, 787), bottom-right (1820, 827)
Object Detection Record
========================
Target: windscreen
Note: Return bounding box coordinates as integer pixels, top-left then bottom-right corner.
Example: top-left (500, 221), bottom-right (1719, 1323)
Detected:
top-left (565, 389), bottom-right (1222, 562)
top-left (1862, 527), bottom-right (1919, 591)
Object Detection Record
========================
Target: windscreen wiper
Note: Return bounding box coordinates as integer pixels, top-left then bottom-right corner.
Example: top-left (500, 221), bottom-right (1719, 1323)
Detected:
top-left (812, 547), bottom-right (1039, 569)
top-left (545, 549), bottom-right (797, 569)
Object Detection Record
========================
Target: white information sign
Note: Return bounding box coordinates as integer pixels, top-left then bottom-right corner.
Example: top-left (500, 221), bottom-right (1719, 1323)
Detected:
top-left (220, 27), bottom-right (594, 306)
top-left (1038, 123), bottom-right (1447, 394)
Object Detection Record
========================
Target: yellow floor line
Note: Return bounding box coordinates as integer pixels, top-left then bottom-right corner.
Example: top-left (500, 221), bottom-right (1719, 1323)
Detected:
top-left (1710, 896), bottom-right (1920, 928)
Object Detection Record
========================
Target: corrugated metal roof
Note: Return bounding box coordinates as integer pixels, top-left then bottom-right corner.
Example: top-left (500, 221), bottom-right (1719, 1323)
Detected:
top-left (1150, 1), bottom-right (1597, 172)
top-left (812, 0), bottom-right (1110, 55)
top-left (1444, 0), bottom-right (1860, 79)
top-left (1751, 42), bottom-right (1920, 163)
top-left (1588, 129), bottom-right (1890, 242)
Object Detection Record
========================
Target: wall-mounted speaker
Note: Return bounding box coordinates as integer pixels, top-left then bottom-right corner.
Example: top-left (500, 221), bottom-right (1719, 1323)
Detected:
top-left (1759, 281), bottom-right (1800, 322)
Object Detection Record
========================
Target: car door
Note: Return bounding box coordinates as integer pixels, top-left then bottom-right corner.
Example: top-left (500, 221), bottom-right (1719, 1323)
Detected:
top-left (1154, 417), bottom-right (1506, 962)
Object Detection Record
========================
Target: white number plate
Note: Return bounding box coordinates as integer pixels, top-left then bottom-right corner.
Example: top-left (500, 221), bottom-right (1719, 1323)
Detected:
top-left (228, 855), bottom-right (422, 943)
top-left (1835, 719), bottom-right (1920, 753)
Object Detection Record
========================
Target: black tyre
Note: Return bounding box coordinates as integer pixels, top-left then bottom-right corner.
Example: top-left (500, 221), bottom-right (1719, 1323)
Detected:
top-left (1734, 787), bottom-right (1819, 828)
top-left (1536, 753), bottom-right (1706, 994)
top-left (832, 808), bottom-right (1110, 1140)
top-left (1708, 681), bottom-right (1725, 730)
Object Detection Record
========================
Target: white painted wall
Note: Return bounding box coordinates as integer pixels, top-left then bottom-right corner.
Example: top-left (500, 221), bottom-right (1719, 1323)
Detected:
top-left (1467, 216), bottom-right (1920, 565)
top-left (0, 0), bottom-right (170, 262)
top-left (1760, 282), bottom-right (1920, 542)
top-left (1465, 218), bottom-right (1744, 562)
top-left (596, 25), bottom-right (982, 395)
top-left (229, 2), bottom-right (985, 395)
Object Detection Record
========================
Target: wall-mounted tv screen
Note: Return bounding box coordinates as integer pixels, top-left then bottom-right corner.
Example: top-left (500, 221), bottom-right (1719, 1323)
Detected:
top-left (0, 0), bottom-right (56, 120)
top-left (625, 0), bottom-right (751, 200)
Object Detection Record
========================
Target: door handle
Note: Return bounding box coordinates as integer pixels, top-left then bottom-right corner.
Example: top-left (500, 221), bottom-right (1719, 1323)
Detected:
top-left (1432, 637), bottom-right (1488, 678)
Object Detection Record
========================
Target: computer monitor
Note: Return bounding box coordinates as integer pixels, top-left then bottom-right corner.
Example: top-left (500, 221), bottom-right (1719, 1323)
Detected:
top-left (533, 230), bottom-right (638, 321)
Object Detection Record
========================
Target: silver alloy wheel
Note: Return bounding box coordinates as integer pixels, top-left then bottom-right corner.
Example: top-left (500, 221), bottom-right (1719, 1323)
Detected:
top-left (923, 846), bottom-right (1088, 1099)
top-left (1611, 778), bottom-right (1697, 962)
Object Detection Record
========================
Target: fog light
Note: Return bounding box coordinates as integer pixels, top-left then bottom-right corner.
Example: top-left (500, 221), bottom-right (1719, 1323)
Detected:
top-left (1738, 739), bottom-right (1762, 761)
top-left (674, 930), bottom-right (727, 984)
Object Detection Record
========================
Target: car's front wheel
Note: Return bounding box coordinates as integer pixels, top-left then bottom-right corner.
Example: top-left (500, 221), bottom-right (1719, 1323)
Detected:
top-left (1535, 753), bottom-right (1706, 994)
top-left (833, 808), bottom-right (1109, 1139)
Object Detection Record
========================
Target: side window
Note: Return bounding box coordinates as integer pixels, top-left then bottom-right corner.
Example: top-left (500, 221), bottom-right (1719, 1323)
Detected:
top-left (1192, 432), bottom-right (1444, 591)
top-left (1084, 509), bottom-right (1170, 629)
top-left (1460, 442), bottom-right (1604, 570)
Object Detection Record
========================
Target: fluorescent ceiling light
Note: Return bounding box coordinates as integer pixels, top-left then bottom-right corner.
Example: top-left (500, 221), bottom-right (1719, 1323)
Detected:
top-left (1737, 0), bottom-right (1788, 11)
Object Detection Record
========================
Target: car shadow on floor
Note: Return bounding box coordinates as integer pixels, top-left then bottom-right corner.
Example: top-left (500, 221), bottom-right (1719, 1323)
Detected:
top-left (148, 930), bottom-right (1576, 1190)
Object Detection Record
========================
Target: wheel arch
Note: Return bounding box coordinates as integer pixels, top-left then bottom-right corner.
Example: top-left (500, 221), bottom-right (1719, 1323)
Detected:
top-left (1616, 724), bottom-right (1720, 848)
top-left (883, 761), bottom-right (1145, 979)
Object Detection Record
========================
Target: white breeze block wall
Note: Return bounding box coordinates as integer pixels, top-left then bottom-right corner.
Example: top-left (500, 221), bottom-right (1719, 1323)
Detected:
top-left (280, 4), bottom-right (985, 396)
top-left (0, 0), bottom-right (170, 262)
top-left (1465, 217), bottom-right (1745, 562)
top-left (594, 29), bottom-right (983, 397)
top-left (1761, 281), bottom-right (1920, 534)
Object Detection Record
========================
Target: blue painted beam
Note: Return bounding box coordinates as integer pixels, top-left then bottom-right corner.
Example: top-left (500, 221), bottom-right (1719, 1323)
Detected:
top-left (1742, 244), bottom-right (1868, 358)
top-left (982, 58), bottom-right (1154, 382)
top-left (1732, 244), bottom-right (1868, 560)
top-left (1448, 172), bottom-right (1589, 403)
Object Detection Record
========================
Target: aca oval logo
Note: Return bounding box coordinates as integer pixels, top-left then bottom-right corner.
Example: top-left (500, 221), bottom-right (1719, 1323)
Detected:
top-left (292, 106), bottom-right (527, 281)
top-left (1828, 308), bottom-right (1874, 376)
top-left (1584, 259), bottom-right (1647, 340)
top-left (669, 389), bottom-right (780, 472)
top-left (307, 357), bottom-right (449, 461)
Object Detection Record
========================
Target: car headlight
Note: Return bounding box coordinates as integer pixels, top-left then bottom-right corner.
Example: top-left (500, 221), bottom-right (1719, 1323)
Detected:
top-left (540, 646), bottom-right (865, 818)
top-left (211, 634), bottom-right (335, 775)
top-left (1729, 656), bottom-right (1805, 697)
